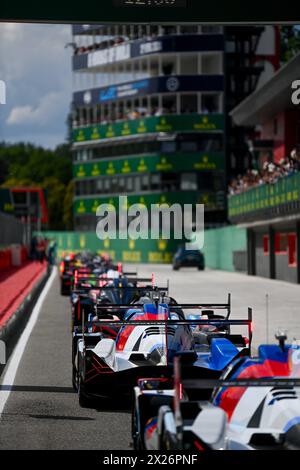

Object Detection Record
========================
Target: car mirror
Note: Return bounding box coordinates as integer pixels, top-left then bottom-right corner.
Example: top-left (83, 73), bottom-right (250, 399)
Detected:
top-left (93, 338), bottom-right (115, 358)
top-left (191, 407), bottom-right (227, 449)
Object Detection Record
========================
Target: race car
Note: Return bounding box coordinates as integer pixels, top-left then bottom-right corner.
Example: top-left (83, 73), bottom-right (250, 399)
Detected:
top-left (74, 295), bottom-right (251, 408)
top-left (136, 332), bottom-right (300, 451)
top-left (211, 331), bottom-right (300, 449)
top-left (59, 252), bottom-right (117, 295)
top-left (71, 274), bottom-right (168, 391)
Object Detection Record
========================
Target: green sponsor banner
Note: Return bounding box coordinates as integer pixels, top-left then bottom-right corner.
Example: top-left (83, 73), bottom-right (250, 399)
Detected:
top-left (72, 114), bottom-right (224, 144)
top-left (73, 190), bottom-right (223, 215)
top-left (228, 173), bottom-right (300, 219)
top-left (73, 152), bottom-right (225, 178)
top-left (40, 231), bottom-right (181, 264)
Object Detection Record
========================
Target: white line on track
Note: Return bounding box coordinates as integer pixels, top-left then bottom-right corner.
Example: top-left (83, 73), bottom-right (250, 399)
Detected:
top-left (0, 266), bottom-right (57, 417)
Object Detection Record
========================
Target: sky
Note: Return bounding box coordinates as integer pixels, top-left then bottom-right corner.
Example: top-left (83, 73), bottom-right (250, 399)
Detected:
top-left (0, 23), bottom-right (72, 149)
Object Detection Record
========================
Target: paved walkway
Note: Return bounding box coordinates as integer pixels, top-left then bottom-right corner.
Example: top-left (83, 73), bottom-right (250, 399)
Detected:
top-left (0, 261), bottom-right (47, 328)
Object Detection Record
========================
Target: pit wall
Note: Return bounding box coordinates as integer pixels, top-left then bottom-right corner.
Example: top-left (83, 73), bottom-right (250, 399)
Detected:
top-left (40, 226), bottom-right (247, 271)
top-left (202, 226), bottom-right (247, 272)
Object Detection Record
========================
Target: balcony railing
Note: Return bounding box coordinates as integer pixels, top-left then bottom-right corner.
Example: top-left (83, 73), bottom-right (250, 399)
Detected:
top-left (74, 190), bottom-right (224, 215)
top-left (228, 172), bottom-right (300, 223)
top-left (72, 114), bottom-right (224, 144)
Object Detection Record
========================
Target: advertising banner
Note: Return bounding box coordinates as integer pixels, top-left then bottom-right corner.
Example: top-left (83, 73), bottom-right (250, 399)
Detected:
top-left (73, 190), bottom-right (224, 215)
top-left (228, 173), bottom-right (300, 219)
top-left (72, 114), bottom-right (225, 143)
top-left (73, 152), bottom-right (225, 178)
top-left (73, 75), bottom-right (224, 106)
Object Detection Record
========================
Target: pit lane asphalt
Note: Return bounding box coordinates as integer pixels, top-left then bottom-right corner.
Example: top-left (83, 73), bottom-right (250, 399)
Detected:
top-left (1, 265), bottom-right (300, 449)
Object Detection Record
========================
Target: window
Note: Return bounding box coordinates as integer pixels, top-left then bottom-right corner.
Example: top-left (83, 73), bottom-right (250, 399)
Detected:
top-left (134, 176), bottom-right (141, 193)
top-left (118, 177), bottom-right (126, 193)
top-left (150, 173), bottom-right (161, 190)
top-left (201, 54), bottom-right (222, 74)
top-left (161, 140), bottom-right (176, 154)
top-left (103, 179), bottom-right (111, 193)
top-left (201, 94), bottom-right (220, 113)
top-left (125, 176), bottom-right (134, 193)
top-left (141, 174), bottom-right (150, 191)
top-left (288, 233), bottom-right (297, 267)
top-left (202, 26), bottom-right (222, 34)
top-left (181, 173), bottom-right (198, 191)
top-left (263, 235), bottom-right (269, 255)
top-left (180, 25), bottom-right (199, 34)
top-left (96, 179), bottom-right (103, 194)
top-left (180, 94), bottom-right (198, 114)
top-left (180, 141), bottom-right (198, 152)
top-left (275, 233), bottom-right (288, 254)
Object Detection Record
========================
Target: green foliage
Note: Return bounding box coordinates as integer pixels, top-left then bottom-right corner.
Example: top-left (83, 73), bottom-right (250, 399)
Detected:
top-left (280, 26), bottom-right (300, 63)
top-left (0, 142), bottom-right (73, 230)
top-left (63, 180), bottom-right (74, 231)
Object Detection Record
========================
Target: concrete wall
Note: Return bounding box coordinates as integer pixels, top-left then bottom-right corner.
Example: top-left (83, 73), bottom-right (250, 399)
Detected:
top-left (202, 226), bottom-right (247, 272)
top-left (0, 212), bottom-right (23, 246)
top-left (255, 231), bottom-right (270, 278)
top-left (275, 253), bottom-right (297, 283)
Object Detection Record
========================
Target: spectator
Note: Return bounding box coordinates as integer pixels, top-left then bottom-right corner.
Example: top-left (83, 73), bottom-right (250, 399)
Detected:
top-left (228, 149), bottom-right (300, 195)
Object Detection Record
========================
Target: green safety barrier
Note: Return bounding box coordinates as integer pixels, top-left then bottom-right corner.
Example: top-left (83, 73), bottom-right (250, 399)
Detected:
top-left (40, 231), bottom-right (182, 264)
top-left (228, 172), bottom-right (300, 219)
top-left (73, 190), bottom-right (223, 215)
top-left (73, 152), bottom-right (225, 178)
top-left (72, 114), bottom-right (224, 143)
top-left (40, 224), bottom-right (246, 269)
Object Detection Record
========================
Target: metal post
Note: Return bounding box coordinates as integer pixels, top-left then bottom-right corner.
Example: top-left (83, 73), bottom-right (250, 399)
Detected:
top-left (296, 221), bottom-right (300, 284)
top-left (247, 228), bottom-right (255, 276)
top-left (266, 294), bottom-right (269, 344)
top-left (269, 226), bottom-right (275, 280)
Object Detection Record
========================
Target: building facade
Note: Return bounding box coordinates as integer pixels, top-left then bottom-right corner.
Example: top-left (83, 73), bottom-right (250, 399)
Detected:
top-left (229, 52), bottom-right (300, 283)
top-left (70, 24), bottom-right (278, 261)
top-left (71, 24), bottom-right (226, 234)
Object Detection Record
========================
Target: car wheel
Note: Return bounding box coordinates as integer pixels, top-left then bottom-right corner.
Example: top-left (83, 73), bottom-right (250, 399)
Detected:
top-left (173, 265), bottom-right (179, 271)
top-left (132, 408), bottom-right (142, 450)
top-left (72, 365), bottom-right (78, 391)
top-left (78, 381), bottom-right (91, 408)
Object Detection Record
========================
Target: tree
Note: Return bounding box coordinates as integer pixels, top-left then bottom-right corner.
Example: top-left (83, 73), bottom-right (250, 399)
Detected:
top-left (280, 26), bottom-right (300, 63)
top-left (63, 180), bottom-right (74, 230)
top-left (0, 142), bottom-right (73, 230)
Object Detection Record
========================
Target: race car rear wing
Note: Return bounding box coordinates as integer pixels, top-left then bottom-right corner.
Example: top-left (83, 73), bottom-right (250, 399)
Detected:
top-left (94, 292), bottom-right (232, 317)
top-left (87, 304), bottom-right (252, 351)
top-left (181, 377), bottom-right (300, 389)
top-left (72, 277), bottom-right (161, 292)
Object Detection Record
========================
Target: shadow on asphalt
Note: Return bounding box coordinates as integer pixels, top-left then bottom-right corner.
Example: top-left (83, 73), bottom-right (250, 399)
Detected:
top-left (94, 397), bottom-right (131, 413)
top-left (28, 414), bottom-right (95, 421)
top-left (0, 385), bottom-right (75, 393)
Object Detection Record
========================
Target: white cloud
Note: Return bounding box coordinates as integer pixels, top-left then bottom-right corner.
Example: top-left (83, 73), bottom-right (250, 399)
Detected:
top-left (0, 23), bottom-right (72, 148)
top-left (7, 91), bottom-right (68, 126)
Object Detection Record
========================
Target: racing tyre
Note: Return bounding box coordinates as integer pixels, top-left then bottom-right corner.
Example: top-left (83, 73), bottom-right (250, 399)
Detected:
top-left (132, 409), bottom-right (142, 450)
top-left (78, 381), bottom-right (92, 408)
top-left (72, 365), bottom-right (78, 391)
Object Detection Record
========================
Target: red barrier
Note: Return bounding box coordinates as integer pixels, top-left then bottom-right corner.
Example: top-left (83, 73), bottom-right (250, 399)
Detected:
top-left (0, 246), bottom-right (28, 271)
top-left (0, 248), bottom-right (12, 270)
top-left (21, 246), bottom-right (28, 263)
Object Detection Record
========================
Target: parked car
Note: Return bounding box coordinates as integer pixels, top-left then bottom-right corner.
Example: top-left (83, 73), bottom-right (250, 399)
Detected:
top-left (173, 247), bottom-right (205, 271)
